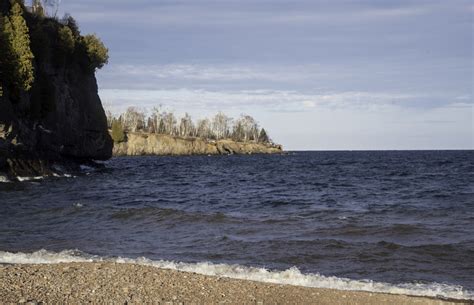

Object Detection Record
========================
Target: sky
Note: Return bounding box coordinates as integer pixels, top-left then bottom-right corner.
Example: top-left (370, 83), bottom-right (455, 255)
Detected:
top-left (53, 0), bottom-right (472, 150)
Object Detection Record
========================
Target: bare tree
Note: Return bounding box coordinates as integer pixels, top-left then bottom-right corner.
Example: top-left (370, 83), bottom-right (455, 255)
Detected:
top-left (179, 113), bottom-right (194, 137)
top-left (232, 119), bottom-right (244, 142)
top-left (161, 112), bottom-right (177, 136)
top-left (196, 118), bottom-right (212, 139)
top-left (107, 107), bottom-right (272, 144)
top-left (149, 107), bottom-right (162, 134)
top-left (233, 115), bottom-right (259, 142)
top-left (123, 107), bottom-right (146, 132)
top-left (146, 117), bottom-right (154, 133)
top-left (42, 0), bottom-right (62, 17)
top-left (212, 112), bottom-right (232, 140)
top-left (105, 109), bottom-right (114, 129)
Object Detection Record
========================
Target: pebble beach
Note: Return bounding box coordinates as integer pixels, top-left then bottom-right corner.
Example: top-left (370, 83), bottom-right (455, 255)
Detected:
top-left (0, 262), bottom-right (467, 305)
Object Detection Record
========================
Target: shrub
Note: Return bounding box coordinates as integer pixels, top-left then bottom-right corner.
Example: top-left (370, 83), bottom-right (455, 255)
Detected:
top-left (58, 25), bottom-right (74, 52)
top-left (81, 34), bottom-right (108, 71)
top-left (111, 119), bottom-right (125, 143)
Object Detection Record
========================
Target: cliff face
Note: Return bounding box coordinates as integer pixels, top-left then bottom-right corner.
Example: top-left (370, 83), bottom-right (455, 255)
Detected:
top-left (0, 6), bottom-right (112, 177)
top-left (113, 133), bottom-right (283, 156)
top-left (0, 69), bottom-right (112, 176)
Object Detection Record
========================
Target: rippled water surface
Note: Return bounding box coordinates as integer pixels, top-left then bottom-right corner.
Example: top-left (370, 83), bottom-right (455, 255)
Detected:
top-left (1, 151), bottom-right (473, 291)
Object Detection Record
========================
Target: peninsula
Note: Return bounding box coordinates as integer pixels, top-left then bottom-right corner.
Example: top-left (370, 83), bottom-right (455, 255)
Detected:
top-left (113, 132), bottom-right (283, 156)
top-left (108, 107), bottom-right (283, 156)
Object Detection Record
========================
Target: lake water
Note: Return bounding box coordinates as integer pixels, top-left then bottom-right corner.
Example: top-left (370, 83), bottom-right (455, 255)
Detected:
top-left (1, 151), bottom-right (473, 299)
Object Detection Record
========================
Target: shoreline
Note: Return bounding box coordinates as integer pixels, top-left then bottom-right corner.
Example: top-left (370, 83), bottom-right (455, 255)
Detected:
top-left (112, 132), bottom-right (283, 156)
top-left (0, 262), bottom-right (469, 304)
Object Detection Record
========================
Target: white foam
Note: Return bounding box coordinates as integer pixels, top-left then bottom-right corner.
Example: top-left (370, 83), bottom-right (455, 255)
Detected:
top-left (80, 165), bottom-right (95, 172)
top-left (16, 176), bottom-right (44, 182)
top-left (52, 173), bottom-right (73, 178)
top-left (0, 249), bottom-right (471, 300)
top-left (0, 175), bottom-right (11, 183)
top-left (0, 250), bottom-right (94, 264)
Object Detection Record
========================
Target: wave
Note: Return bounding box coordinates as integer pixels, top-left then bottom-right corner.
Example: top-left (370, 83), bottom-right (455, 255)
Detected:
top-left (110, 207), bottom-right (236, 224)
top-left (2, 173), bottom-right (74, 183)
top-left (16, 176), bottom-right (45, 182)
top-left (0, 249), bottom-right (471, 300)
top-left (0, 175), bottom-right (11, 183)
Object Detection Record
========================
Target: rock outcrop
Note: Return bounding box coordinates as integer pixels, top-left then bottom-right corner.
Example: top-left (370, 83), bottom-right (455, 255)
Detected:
top-left (0, 5), bottom-right (112, 178)
top-left (113, 132), bottom-right (283, 156)
top-left (0, 67), bottom-right (112, 177)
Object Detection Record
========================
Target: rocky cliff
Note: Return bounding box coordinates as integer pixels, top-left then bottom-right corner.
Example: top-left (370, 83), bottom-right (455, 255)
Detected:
top-left (113, 132), bottom-right (283, 156)
top-left (0, 3), bottom-right (112, 178)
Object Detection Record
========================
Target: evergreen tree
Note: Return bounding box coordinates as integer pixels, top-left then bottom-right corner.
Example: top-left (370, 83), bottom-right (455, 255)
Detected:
top-left (111, 119), bottom-right (125, 143)
top-left (81, 34), bottom-right (108, 71)
top-left (258, 128), bottom-right (270, 143)
top-left (0, 14), bottom-right (6, 97)
top-left (2, 3), bottom-right (35, 92)
top-left (60, 14), bottom-right (80, 38)
top-left (58, 25), bottom-right (75, 53)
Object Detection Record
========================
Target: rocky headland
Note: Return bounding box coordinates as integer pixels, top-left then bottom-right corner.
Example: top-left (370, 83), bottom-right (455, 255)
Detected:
top-left (112, 132), bottom-right (283, 156)
top-left (0, 2), bottom-right (112, 179)
top-left (0, 2), bottom-right (282, 180)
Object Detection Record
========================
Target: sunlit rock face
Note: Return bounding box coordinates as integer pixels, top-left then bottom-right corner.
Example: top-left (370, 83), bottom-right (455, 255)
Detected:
top-left (112, 133), bottom-right (282, 156)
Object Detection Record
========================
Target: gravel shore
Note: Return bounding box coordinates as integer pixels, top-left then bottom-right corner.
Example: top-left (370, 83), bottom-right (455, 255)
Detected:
top-left (0, 262), bottom-right (468, 304)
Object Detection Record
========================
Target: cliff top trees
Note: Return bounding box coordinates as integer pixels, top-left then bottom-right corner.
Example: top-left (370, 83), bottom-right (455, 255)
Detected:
top-left (0, 3), bottom-right (109, 99)
top-left (196, 118), bottom-right (211, 139)
top-left (179, 113), bottom-right (194, 137)
top-left (60, 14), bottom-right (80, 38)
top-left (123, 107), bottom-right (145, 132)
top-left (42, 0), bottom-right (61, 18)
top-left (1, 3), bottom-right (35, 95)
top-left (0, 14), bottom-right (6, 97)
top-left (81, 34), bottom-right (108, 71)
top-left (58, 25), bottom-right (74, 52)
top-left (258, 128), bottom-right (271, 144)
top-left (212, 111), bottom-right (232, 140)
top-left (105, 107), bottom-right (274, 144)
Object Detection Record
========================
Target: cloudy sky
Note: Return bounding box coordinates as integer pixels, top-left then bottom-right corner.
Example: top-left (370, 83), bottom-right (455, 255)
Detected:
top-left (56, 0), bottom-right (472, 150)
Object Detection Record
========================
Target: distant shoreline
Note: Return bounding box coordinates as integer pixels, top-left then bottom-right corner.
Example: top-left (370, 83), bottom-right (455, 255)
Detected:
top-left (0, 262), bottom-right (465, 304)
top-left (281, 149), bottom-right (474, 152)
top-left (112, 132), bottom-right (283, 156)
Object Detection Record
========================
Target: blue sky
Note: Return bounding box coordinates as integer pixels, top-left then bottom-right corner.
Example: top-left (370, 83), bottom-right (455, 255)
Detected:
top-left (55, 0), bottom-right (472, 150)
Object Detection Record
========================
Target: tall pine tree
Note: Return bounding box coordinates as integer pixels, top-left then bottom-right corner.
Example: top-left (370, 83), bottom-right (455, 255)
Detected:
top-left (2, 3), bottom-right (34, 93)
top-left (0, 14), bottom-right (6, 96)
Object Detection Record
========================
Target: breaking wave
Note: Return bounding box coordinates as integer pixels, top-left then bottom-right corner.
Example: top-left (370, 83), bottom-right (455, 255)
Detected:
top-left (0, 175), bottom-right (11, 183)
top-left (16, 176), bottom-right (45, 182)
top-left (0, 249), bottom-right (471, 301)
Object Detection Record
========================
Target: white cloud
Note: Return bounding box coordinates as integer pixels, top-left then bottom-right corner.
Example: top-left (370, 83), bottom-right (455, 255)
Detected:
top-left (100, 88), bottom-right (419, 115)
top-left (302, 101), bottom-right (316, 108)
top-left (64, 1), bottom-right (437, 28)
top-left (103, 64), bottom-right (315, 83)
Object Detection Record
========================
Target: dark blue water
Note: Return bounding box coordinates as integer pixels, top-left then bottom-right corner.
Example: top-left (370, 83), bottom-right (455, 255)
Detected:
top-left (1, 151), bottom-right (473, 291)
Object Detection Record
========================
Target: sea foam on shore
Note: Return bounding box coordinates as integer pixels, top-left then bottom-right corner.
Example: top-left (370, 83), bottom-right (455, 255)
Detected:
top-left (0, 249), bottom-right (471, 301)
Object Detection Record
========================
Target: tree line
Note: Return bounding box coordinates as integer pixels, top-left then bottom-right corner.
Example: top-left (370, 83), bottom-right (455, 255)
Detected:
top-left (107, 107), bottom-right (272, 145)
top-left (0, 0), bottom-right (108, 101)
